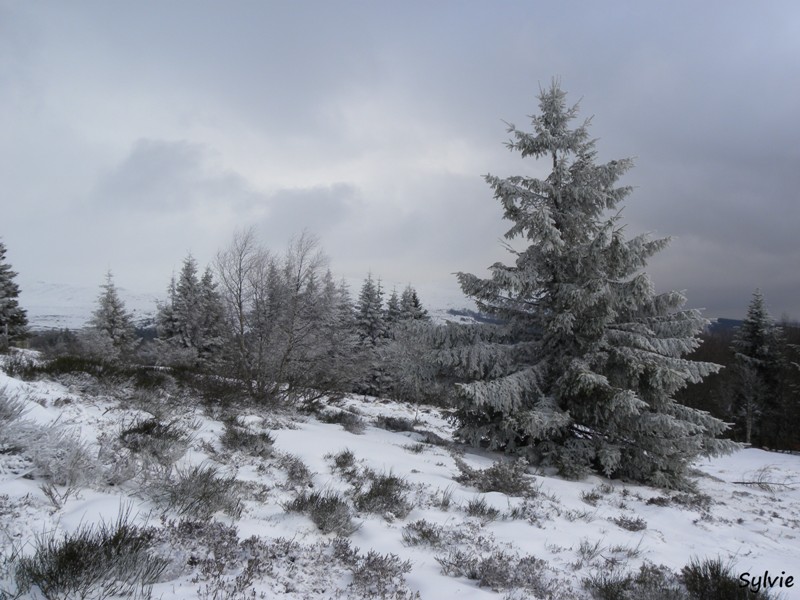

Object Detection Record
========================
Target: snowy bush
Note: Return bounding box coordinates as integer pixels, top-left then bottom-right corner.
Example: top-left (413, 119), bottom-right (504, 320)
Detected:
top-left (333, 539), bottom-right (416, 599)
top-left (353, 470), bottom-right (412, 519)
top-left (0, 387), bottom-right (27, 422)
top-left (681, 557), bottom-right (773, 599)
top-left (0, 408), bottom-right (98, 488)
top-left (118, 417), bottom-right (190, 469)
top-left (319, 409), bottom-right (366, 434)
top-left (436, 548), bottom-right (555, 596)
top-left (284, 490), bottom-right (358, 536)
top-left (464, 496), bottom-right (500, 523)
top-left (220, 421), bottom-right (274, 458)
top-left (13, 508), bottom-right (167, 600)
top-left (148, 464), bottom-right (242, 519)
top-left (276, 453), bottom-right (314, 488)
top-left (585, 562), bottom-right (688, 600)
top-left (401, 520), bottom-right (444, 547)
top-left (611, 515), bottom-right (647, 532)
top-left (373, 414), bottom-right (416, 432)
top-left (453, 457), bottom-right (536, 497)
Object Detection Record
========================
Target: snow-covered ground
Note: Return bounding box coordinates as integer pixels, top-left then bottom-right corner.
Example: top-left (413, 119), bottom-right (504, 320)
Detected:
top-left (1, 361), bottom-right (798, 599)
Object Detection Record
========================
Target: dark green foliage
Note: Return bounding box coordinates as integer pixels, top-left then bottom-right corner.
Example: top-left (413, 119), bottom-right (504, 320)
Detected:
top-left (13, 509), bottom-right (167, 600)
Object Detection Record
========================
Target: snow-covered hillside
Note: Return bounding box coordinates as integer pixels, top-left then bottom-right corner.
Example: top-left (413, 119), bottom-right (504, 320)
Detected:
top-left (1, 360), bottom-right (798, 599)
top-left (18, 280), bottom-right (159, 330)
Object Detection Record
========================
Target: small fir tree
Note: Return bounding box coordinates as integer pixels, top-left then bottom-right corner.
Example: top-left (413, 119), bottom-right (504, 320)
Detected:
top-left (731, 289), bottom-right (785, 447)
top-left (0, 240), bottom-right (28, 350)
top-left (87, 271), bottom-right (136, 360)
top-left (452, 81), bottom-right (736, 487)
top-left (386, 289), bottom-right (402, 326)
top-left (400, 285), bottom-right (429, 321)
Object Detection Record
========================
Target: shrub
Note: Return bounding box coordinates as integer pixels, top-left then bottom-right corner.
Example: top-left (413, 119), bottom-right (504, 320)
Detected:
top-left (1, 353), bottom-right (38, 380)
top-left (1, 417), bottom-right (98, 488)
top-left (277, 453), bottom-right (313, 487)
top-left (454, 457), bottom-right (536, 497)
top-left (319, 410), bottom-right (366, 434)
top-left (13, 507), bottom-right (167, 600)
top-left (401, 520), bottom-right (443, 547)
top-left (350, 549), bottom-right (414, 598)
top-left (611, 515), bottom-right (648, 532)
top-left (149, 464), bottom-right (242, 519)
top-left (332, 539), bottom-right (416, 599)
top-left (119, 417), bottom-right (190, 468)
top-left (464, 497), bottom-right (500, 523)
top-left (585, 563), bottom-right (688, 600)
top-left (0, 387), bottom-right (27, 423)
top-left (220, 422), bottom-right (275, 458)
top-left (354, 471), bottom-right (412, 519)
top-left (681, 557), bottom-right (772, 599)
top-left (436, 548), bottom-right (552, 595)
top-left (285, 490), bottom-right (358, 536)
top-left (374, 415), bottom-right (416, 433)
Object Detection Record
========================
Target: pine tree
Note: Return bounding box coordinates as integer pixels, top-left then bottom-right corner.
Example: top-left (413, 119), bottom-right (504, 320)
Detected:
top-left (157, 255), bottom-right (225, 367)
top-left (731, 289), bottom-right (785, 446)
top-left (453, 81), bottom-right (735, 487)
top-left (356, 273), bottom-right (387, 346)
top-left (198, 266), bottom-right (226, 365)
top-left (386, 289), bottom-right (401, 326)
top-left (400, 285), bottom-right (429, 321)
top-left (0, 240), bottom-right (28, 350)
top-left (355, 273), bottom-right (390, 395)
top-left (87, 271), bottom-right (136, 360)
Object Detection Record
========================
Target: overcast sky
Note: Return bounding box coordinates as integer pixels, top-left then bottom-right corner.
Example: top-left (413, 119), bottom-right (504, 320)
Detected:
top-left (2, 1), bottom-right (799, 319)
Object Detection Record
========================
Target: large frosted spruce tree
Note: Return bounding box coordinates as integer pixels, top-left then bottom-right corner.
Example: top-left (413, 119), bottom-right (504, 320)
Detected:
top-left (455, 82), bottom-right (736, 488)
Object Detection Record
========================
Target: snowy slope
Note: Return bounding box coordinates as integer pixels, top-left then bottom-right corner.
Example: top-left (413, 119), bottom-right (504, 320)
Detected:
top-left (18, 280), bottom-right (159, 330)
top-left (1, 364), bottom-right (798, 599)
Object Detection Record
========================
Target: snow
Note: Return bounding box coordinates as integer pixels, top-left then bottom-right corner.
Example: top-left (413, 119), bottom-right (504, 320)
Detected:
top-left (1, 364), bottom-right (799, 598)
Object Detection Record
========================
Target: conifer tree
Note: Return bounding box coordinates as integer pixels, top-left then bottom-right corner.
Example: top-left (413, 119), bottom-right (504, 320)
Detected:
top-left (0, 240), bottom-right (28, 350)
top-left (452, 81), bottom-right (735, 487)
top-left (731, 289), bottom-right (785, 446)
top-left (400, 285), bottom-right (429, 321)
top-left (157, 255), bottom-right (225, 367)
top-left (356, 273), bottom-right (387, 346)
top-left (87, 271), bottom-right (136, 360)
top-left (386, 289), bottom-right (401, 326)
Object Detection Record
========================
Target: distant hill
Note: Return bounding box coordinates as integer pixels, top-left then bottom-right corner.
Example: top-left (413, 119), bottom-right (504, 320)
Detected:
top-left (18, 280), bottom-right (159, 331)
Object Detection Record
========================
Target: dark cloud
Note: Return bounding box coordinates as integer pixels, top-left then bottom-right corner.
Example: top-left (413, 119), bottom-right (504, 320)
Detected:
top-left (3, 1), bottom-right (800, 318)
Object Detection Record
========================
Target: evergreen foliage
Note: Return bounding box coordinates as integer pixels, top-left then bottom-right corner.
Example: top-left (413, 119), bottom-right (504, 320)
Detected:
top-left (156, 255), bottom-right (226, 367)
top-left (400, 285), bottom-right (429, 321)
top-left (451, 81), bottom-right (736, 487)
top-left (730, 290), bottom-right (787, 447)
top-left (0, 239), bottom-right (28, 350)
top-left (87, 271), bottom-right (136, 360)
